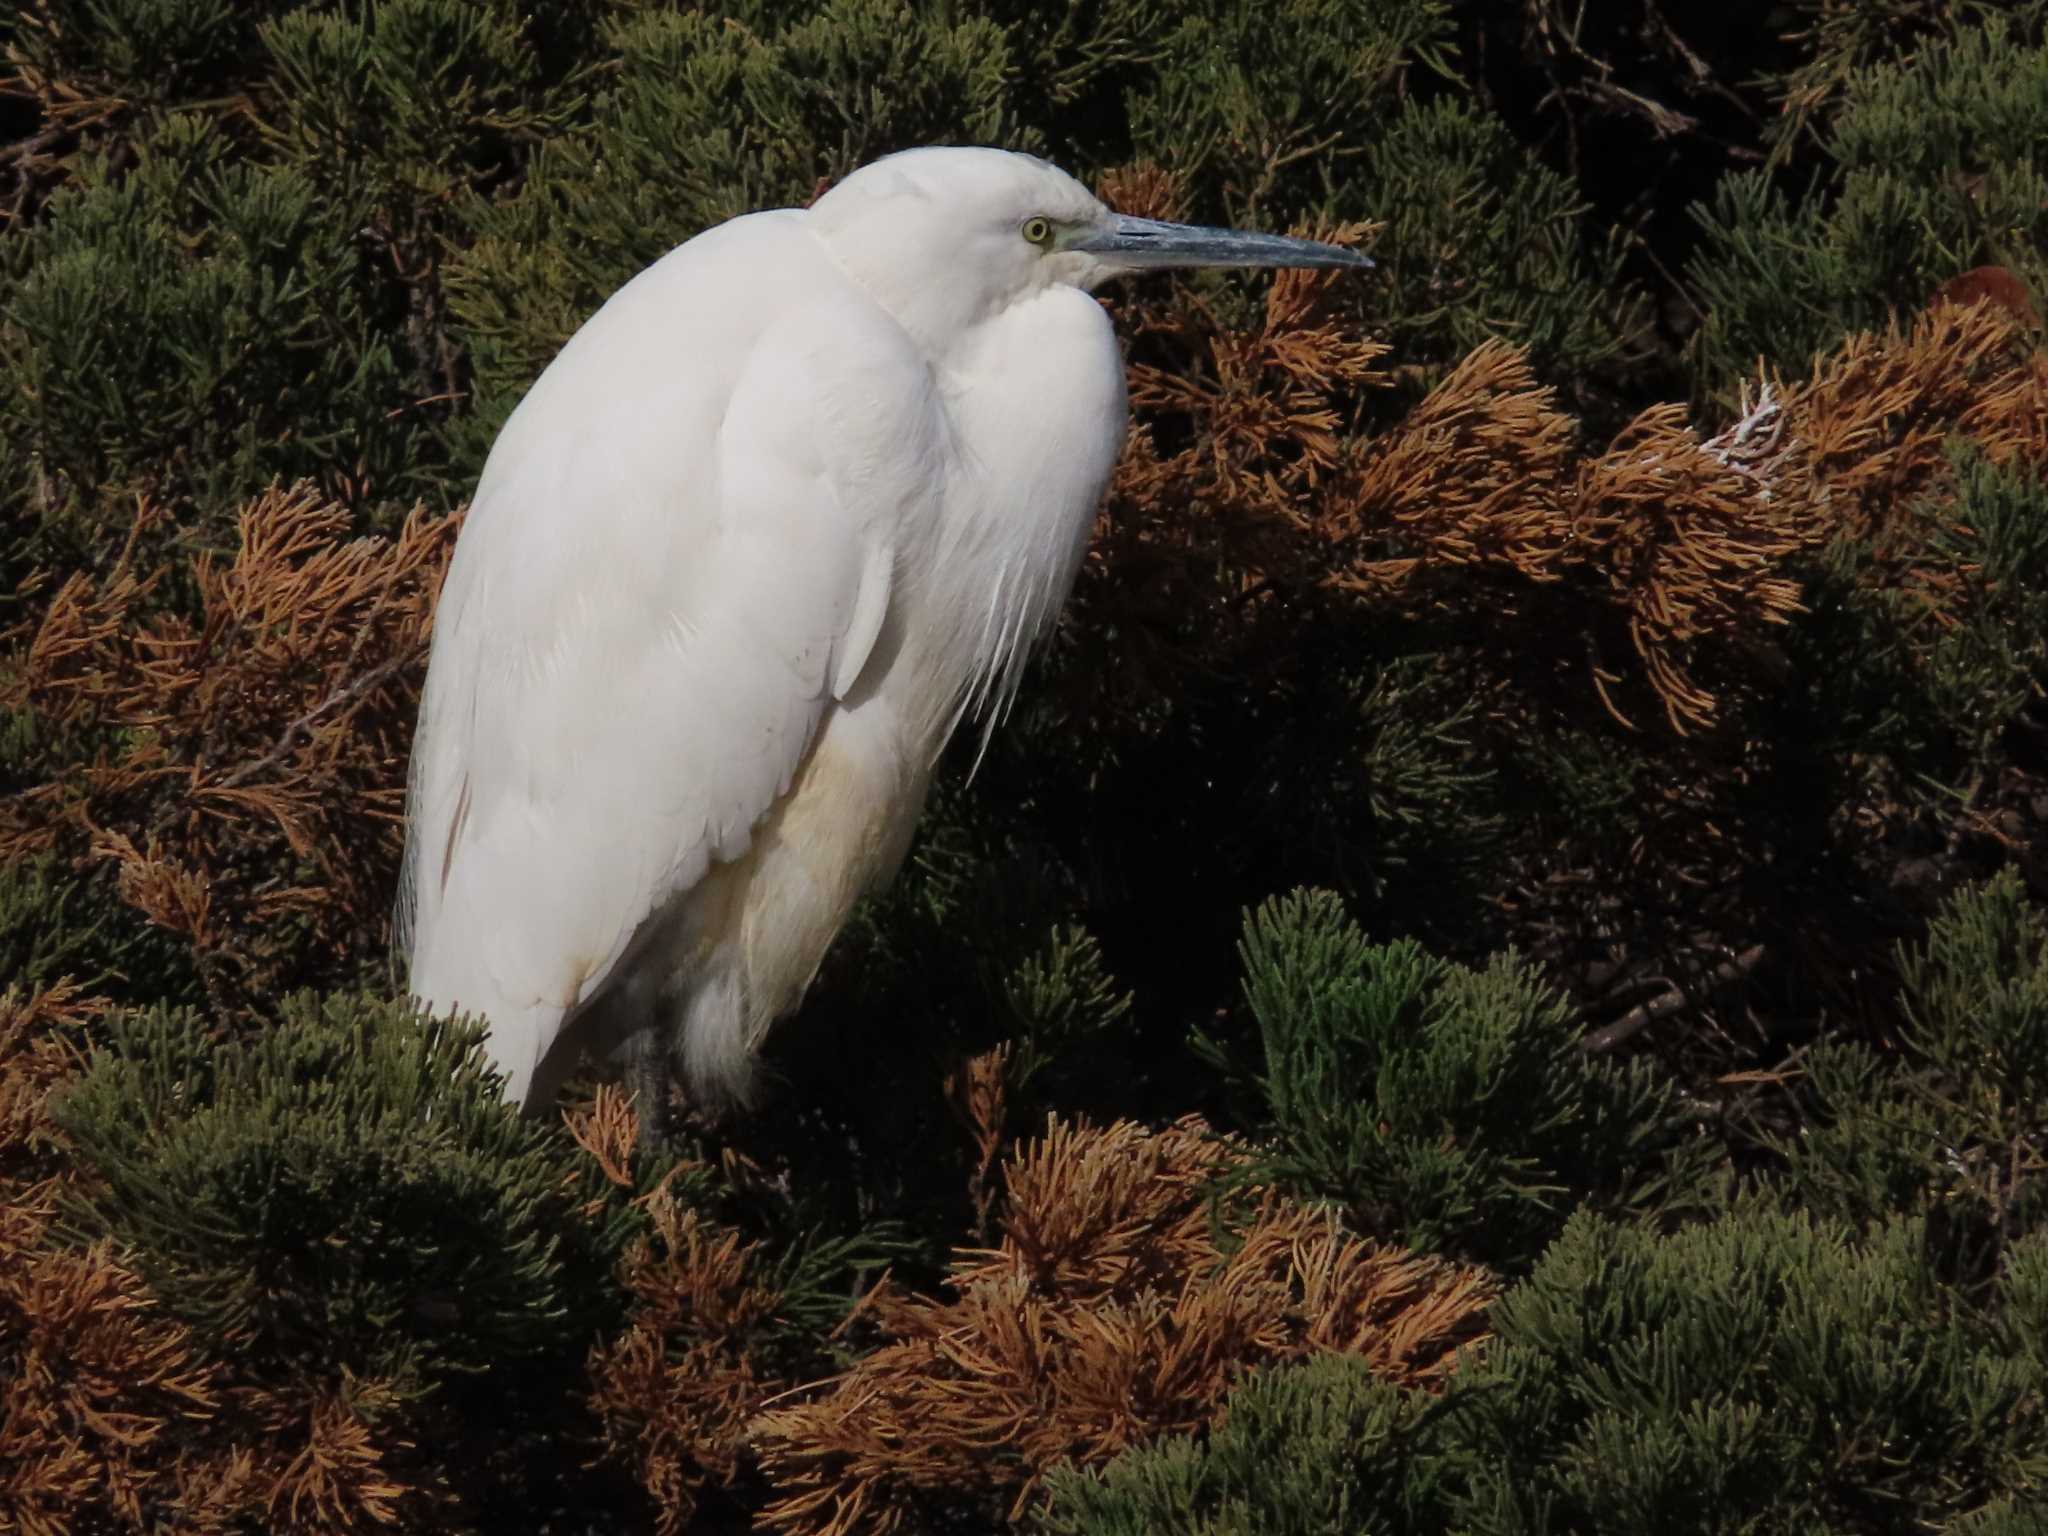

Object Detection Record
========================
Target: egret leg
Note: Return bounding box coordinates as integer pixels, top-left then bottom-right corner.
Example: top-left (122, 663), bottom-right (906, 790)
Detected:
top-left (621, 1027), bottom-right (671, 1150)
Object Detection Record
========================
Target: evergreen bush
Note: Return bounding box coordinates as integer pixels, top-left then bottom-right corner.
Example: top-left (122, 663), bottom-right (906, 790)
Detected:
top-left (1690, 6), bottom-right (2048, 399)
top-left (1199, 888), bottom-right (1710, 1271)
top-left (2, 1), bottom-right (2046, 1530)
top-left (3, 120), bottom-right (413, 525)
top-left (1778, 868), bottom-right (2048, 1258)
top-left (1039, 1351), bottom-right (1453, 1536)
top-left (1049, 1198), bottom-right (2048, 1534)
top-left (1460, 1200), bottom-right (2041, 1533)
top-left (1049, 874), bottom-right (2048, 1534)
top-left (51, 991), bottom-right (638, 1401)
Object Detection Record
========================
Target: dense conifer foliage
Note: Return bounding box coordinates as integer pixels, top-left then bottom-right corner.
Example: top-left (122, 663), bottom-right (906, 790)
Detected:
top-left (2, 3), bottom-right (2044, 1530)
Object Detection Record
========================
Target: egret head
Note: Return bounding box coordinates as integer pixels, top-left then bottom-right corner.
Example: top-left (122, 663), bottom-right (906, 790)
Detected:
top-left (808, 146), bottom-right (1370, 350)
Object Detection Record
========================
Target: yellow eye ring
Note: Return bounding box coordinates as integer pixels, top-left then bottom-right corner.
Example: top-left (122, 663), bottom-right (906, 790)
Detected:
top-left (1021, 216), bottom-right (1054, 247)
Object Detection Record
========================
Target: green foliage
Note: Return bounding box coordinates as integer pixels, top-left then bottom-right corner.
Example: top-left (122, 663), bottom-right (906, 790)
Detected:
top-left (0, 853), bottom-right (200, 1007)
top-left (1333, 652), bottom-right (1501, 902)
top-left (1781, 870), bottom-right (2048, 1254)
top-left (1775, 1039), bottom-right (1953, 1231)
top-left (1126, 0), bottom-right (1453, 224)
top-left (1502, 724), bottom-right (1643, 861)
top-left (9, 0), bottom-right (275, 111)
top-left (1051, 1200), bottom-right (2048, 1535)
top-left (966, 0), bottom-right (1162, 134)
top-left (1690, 7), bottom-right (2048, 396)
top-left (1355, 97), bottom-right (1640, 390)
top-left (1459, 1199), bottom-right (2044, 1533)
top-left (1912, 451), bottom-right (2048, 764)
top-left (3, 117), bottom-right (415, 527)
top-left (1, 0), bottom-right (586, 545)
top-left (999, 921), bottom-right (1134, 1095)
top-left (51, 991), bottom-right (639, 1400)
top-left (1899, 867), bottom-right (2048, 1119)
top-left (258, 0), bottom-right (575, 200)
top-left (1040, 1352), bottom-right (1452, 1536)
top-left (0, 854), bottom-right (116, 994)
top-left (1730, 448), bottom-right (2048, 901)
top-left (1751, 0), bottom-right (2006, 155)
top-left (1116, 0), bottom-right (1634, 395)
top-left (1948, 1494), bottom-right (2048, 1536)
top-left (1200, 889), bottom-right (1709, 1271)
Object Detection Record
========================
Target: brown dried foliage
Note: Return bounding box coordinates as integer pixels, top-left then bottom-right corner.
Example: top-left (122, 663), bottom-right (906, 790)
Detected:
top-left (1095, 254), bottom-right (2043, 733)
top-left (0, 981), bottom-right (224, 1536)
top-left (0, 486), bottom-right (466, 1529)
top-left (946, 1042), bottom-right (1012, 1238)
top-left (1318, 343), bottom-right (1826, 731)
top-left (263, 1386), bottom-right (420, 1535)
top-left (0, 983), bottom-right (96, 1179)
top-left (0, 1230), bottom-right (235, 1536)
top-left (2, 483), bottom-right (458, 1001)
top-left (1077, 166), bottom-right (1387, 706)
top-left (751, 1115), bottom-right (1494, 1536)
top-left (1795, 297), bottom-right (2048, 553)
top-left (582, 1087), bottom-right (789, 1535)
top-left (0, 984), bottom-right (450, 1535)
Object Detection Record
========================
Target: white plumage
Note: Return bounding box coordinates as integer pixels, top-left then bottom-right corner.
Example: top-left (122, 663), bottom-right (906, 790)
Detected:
top-left (399, 146), bottom-right (1369, 1115)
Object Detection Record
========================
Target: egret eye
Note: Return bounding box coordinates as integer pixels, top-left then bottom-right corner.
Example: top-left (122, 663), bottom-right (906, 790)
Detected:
top-left (1021, 216), bottom-right (1054, 248)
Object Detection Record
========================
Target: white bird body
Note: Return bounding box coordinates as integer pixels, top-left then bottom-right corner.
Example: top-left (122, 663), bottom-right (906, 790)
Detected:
top-left (400, 147), bottom-right (1367, 1113)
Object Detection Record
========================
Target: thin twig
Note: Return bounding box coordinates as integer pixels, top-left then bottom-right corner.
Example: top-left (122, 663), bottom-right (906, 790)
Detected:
top-left (1579, 943), bottom-right (1766, 1053)
top-left (212, 651), bottom-right (420, 793)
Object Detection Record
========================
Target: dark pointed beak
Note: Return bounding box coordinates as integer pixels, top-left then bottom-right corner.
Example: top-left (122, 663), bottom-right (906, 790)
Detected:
top-left (1070, 214), bottom-right (1373, 272)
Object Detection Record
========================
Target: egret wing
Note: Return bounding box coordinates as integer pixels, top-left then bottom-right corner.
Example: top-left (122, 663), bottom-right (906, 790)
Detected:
top-left (401, 215), bottom-right (937, 1102)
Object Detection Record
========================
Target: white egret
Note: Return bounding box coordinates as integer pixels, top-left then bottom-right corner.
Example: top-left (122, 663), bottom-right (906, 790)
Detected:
top-left (399, 145), bottom-right (1370, 1118)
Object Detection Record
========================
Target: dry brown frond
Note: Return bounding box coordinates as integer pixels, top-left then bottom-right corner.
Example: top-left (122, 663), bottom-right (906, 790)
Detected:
top-left (2, 483), bottom-right (459, 1001)
top-left (1572, 393), bottom-right (1819, 731)
top-left (945, 1044), bottom-right (1011, 1238)
top-left (1793, 299), bottom-right (2048, 552)
top-left (0, 982), bottom-right (101, 1164)
top-left (1327, 338), bottom-right (1576, 594)
top-left (1123, 271), bottom-right (1386, 508)
top-left (265, 1387), bottom-right (420, 1535)
top-left (751, 1114), bottom-right (1493, 1536)
top-left (0, 1235), bottom-right (240, 1536)
top-left (1096, 162), bottom-right (1184, 224)
top-left (1083, 281), bottom-right (2044, 738)
top-left (1318, 344), bottom-right (1831, 731)
top-left (588, 1179), bottom-right (787, 1535)
top-left (1073, 209), bottom-right (1391, 712)
top-left (564, 1082), bottom-right (642, 1193)
top-left (1315, 303), bottom-right (2045, 730)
